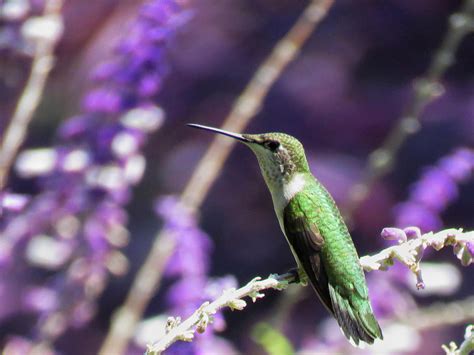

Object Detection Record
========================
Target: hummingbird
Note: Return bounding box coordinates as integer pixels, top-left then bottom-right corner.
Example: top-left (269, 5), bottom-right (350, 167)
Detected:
top-left (187, 124), bottom-right (383, 346)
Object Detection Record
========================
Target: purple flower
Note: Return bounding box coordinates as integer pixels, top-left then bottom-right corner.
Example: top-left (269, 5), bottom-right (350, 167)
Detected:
top-left (403, 226), bottom-right (422, 239)
top-left (0, 0), bottom-right (192, 350)
top-left (155, 195), bottom-right (237, 351)
top-left (467, 242), bottom-right (474, 258)
top-left (155, 196), bottom-right (212, 277)
top-left (440, 148), bottom-right (474, 180)
top-left (380, 226), bottom-right (421, 242)
top-left (410, 170), bottom-right (458, 211)
top-left (23, 287), bottom-right (59, 313)
top-left (82, 88), bottom-right (123, 114)
top-left (394, 202), bottom-right (442, 232)
top-left (394, 148), bottom-right (474, 231)
top-left (366, 273), bottom-right (416, 318)
top-left (381, 227), bottom-right (407, 242)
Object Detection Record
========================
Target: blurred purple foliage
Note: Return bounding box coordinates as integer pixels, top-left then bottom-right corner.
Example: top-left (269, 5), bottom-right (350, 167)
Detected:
top-left (1, 0), bottom-right (191, 351)
top-left (155, 195), bottom-right (237, 353)
top-left (395, 148), bottom-right (474, 231)
top-left (0, 0), bottom-right (473, 354)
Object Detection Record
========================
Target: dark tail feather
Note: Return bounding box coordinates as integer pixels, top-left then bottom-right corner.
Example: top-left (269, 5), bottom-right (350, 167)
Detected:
top-left (328, 284), bottom-right (383, 346)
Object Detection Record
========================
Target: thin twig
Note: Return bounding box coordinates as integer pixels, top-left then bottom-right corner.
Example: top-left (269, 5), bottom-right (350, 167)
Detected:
top-left (147, 273), bottom-right (295, 354)
top-left (0, 0), bottom-right (64, 190)
top-left (99, 1), bottom-right (335, 354)
top-left (145, 227), bottom-right (474, 353)
top-left (344, 0), bottom-right (474, 217)
top-left (360, 227), bottom-right (473, 288)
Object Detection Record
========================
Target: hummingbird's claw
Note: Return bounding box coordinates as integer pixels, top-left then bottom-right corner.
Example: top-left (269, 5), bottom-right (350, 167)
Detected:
top-left (287, 268), bottom-right (300, 283)
top-left (287, 267), bottom-right (308, 286)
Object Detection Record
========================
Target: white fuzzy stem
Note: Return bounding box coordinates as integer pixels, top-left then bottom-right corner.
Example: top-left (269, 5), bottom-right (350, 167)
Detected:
top-left (146, 227), bottom-right (474, 354)
top-left (360, 228), bottom-right (473, 288)
top-left (442, 325), bottom-right (474, 355)
top-left (146, 273), bottom-right (294, 354)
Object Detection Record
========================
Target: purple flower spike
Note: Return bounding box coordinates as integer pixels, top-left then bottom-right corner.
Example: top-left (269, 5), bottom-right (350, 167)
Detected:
top-left (1, 0), bottom-right (193, 349)
top-left (395, 202), bottom-right (442, 232)
top-left (57, 115), bottom-right (95, 140)
top-left (155, 196), bottom-right (212, 277)
top-left (138, 73), bottom-right (162, 97)
top-left (410, 170), bottom-right (458, 212)
top-left (166, 277), bottom-right (207, 316)
top-left (83, 88), bottom-right (122, 114)
top-left (440, 148), bottom-right (474, 180)
top-left (156, 195), bottom-right (236, 348)
top-left (395, 148), bottom-right (473, 231)
top-left (91, 61), bottom-right (119, 81)
top-left (366, 274), bottom-right (415, 318)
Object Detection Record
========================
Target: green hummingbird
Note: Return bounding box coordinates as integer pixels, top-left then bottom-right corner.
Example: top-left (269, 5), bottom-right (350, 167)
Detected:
top-left (188, 124), bottom-right (383, 346)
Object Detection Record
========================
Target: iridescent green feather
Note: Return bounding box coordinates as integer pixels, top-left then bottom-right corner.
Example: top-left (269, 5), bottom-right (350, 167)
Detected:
top-left (283, 176), bottom-right (383, 345)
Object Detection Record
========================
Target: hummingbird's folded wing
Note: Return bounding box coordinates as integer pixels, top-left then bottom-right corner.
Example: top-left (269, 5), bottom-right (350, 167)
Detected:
top-left (284, 189), bottom-right (383, 346)
top-left (283, 196), bottom-right (334, 315)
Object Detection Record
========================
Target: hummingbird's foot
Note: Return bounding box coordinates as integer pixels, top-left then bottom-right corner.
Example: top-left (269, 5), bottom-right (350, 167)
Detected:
top-left (287, 267), bottom-right (308, 286)
top-left (287, 268), bottom-right (300, 284)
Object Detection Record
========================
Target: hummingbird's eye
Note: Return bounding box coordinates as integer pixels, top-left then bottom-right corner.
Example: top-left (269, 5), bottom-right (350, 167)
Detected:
top-left (265, 140), bottom-right (280, 152)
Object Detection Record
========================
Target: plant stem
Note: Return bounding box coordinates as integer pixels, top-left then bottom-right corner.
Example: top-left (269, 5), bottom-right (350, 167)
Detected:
top-left (344, 0), bottom-right (474, 217)
top-left (0, 0), bottom-right (63, 191)
top-left (146, 227), bottom-right (473, 354)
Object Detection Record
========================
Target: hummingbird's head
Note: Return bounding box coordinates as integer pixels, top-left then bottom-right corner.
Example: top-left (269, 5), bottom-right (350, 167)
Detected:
top-left (188, 124), bottom-right (310, 187)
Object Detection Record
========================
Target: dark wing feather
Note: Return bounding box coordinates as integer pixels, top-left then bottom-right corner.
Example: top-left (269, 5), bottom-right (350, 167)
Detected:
top-left (283, 197), bottom-right (333, 314)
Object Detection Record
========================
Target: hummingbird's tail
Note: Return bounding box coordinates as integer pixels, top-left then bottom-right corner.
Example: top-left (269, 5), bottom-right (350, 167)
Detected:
top-left (328, 284), bottom-right (383, 346)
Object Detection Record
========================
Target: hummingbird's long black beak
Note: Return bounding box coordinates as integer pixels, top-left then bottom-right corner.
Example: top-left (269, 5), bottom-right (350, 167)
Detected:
top-left (187, 123), bottom-right (252, 143)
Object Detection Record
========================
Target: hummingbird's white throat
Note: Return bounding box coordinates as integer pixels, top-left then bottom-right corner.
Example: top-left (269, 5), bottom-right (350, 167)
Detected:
top-left (249, 145), bottom-right (295, 184)
top-left (248, 143), bottom-right (305, 214)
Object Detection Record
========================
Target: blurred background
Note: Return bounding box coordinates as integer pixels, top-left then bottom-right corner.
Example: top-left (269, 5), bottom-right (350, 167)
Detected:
top-left (1, 0), bottom-right (473, 354)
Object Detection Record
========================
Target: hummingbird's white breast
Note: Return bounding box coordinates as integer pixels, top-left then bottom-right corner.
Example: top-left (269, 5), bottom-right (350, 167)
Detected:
top-left (272, 172), bottom-right (307, 218)
top-left (271, 172), bottom-right (307, 270)
top-left (268, 172), bottom-right (307, 251)
top-left (249, 144), bottom-right (306, 219)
